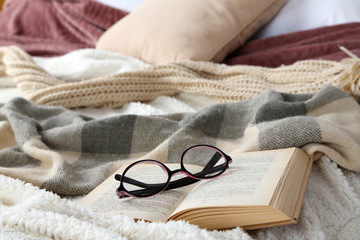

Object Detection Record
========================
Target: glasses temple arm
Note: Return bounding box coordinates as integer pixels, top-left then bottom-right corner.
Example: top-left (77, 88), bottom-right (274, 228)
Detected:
top-left (115, 173), bottom-right (199, 191)
top-left (202, 151), bottom-right (223, 171)
top-left (119, 176), bottom-right (200, 198)
top-left (115, 174), bottom-right (152, 189)
top-left (115, 164), bottom-right (226, 198)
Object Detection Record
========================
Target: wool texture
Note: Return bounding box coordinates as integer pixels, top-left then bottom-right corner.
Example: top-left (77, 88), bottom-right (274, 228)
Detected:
top-left (0, 46), bottom-right (359, 108)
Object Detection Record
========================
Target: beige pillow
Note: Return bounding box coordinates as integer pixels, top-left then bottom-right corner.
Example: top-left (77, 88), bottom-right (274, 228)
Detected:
top-left (96, 0), bottom-right (287, 64)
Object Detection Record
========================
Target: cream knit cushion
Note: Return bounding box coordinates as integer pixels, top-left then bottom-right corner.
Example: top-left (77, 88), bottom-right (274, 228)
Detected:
top-left (0, 46), bottom-right (360, 108)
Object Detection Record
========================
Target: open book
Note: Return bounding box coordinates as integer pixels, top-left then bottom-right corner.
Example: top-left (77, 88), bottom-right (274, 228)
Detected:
top-left (78, 147), bottom-right (313, 230)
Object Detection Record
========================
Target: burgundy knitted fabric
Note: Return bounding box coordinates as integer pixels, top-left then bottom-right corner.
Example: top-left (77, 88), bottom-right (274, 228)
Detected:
top-left (224, 22), bottom-right (360, 67)
top-left (0, 0), bottom-right (127, 56)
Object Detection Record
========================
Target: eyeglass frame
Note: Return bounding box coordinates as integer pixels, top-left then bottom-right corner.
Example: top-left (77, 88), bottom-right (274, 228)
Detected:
top-left (115, 144), bottom-right (232, 199)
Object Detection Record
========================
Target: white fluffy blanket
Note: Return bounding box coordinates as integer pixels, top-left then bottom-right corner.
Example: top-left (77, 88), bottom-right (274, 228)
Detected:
top-left (1, 156), bottom-right (359, 239)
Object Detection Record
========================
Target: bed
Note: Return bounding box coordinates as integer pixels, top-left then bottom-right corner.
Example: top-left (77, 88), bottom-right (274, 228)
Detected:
top-left (0, 0), bottom-right (360, 239)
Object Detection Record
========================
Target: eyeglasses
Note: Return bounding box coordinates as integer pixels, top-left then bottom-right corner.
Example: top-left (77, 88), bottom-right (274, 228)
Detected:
top-left (115, 144), bottom-right (232, 198)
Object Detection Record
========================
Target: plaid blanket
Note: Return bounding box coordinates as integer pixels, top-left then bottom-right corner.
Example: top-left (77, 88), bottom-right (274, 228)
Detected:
top-left (0, 85), bottom-right (359, 196)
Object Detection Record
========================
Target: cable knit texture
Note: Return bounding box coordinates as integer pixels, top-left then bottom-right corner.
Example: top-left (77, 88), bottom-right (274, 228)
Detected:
top-left (0, 46), bottom-right (360, 108)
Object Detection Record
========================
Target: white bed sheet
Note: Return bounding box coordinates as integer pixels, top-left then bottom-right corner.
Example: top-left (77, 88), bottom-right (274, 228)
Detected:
top-left (95, 0), bottom-right (144, 12)
top-left (255, 0), bottom-right (360, 39)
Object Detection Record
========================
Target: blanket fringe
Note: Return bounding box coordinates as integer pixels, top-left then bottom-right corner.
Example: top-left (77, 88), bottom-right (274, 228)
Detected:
top-left (338, 46), bottom-right (360, 98)
top-left (0, 45), bottom-right (359, 108)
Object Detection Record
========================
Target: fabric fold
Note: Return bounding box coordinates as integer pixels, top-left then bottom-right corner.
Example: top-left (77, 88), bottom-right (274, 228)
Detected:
top-left (0, 85), bottom-right (359, 197)
top-left (1, 46), bottom-right (360, 108)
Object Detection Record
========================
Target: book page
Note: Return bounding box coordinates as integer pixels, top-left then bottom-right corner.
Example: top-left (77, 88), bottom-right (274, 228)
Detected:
top-left (78, 164), bottom-right (198, 222)
top-left (171, 148), bottom-right (295, 215)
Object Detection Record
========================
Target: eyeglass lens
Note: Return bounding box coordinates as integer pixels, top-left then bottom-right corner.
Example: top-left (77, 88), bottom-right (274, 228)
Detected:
top-left (123, 161), bottom-right (169, 197)
top-left (182, 146), bottom-right (226, 178)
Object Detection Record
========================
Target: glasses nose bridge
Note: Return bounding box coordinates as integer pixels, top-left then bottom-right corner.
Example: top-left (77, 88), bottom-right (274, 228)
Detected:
top-left (169, 168), bottom-right (187, 179)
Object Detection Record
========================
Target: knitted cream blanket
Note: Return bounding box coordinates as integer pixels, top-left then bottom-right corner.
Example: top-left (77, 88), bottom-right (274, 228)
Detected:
top-left (0, 46), bottom-right (359, 108)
